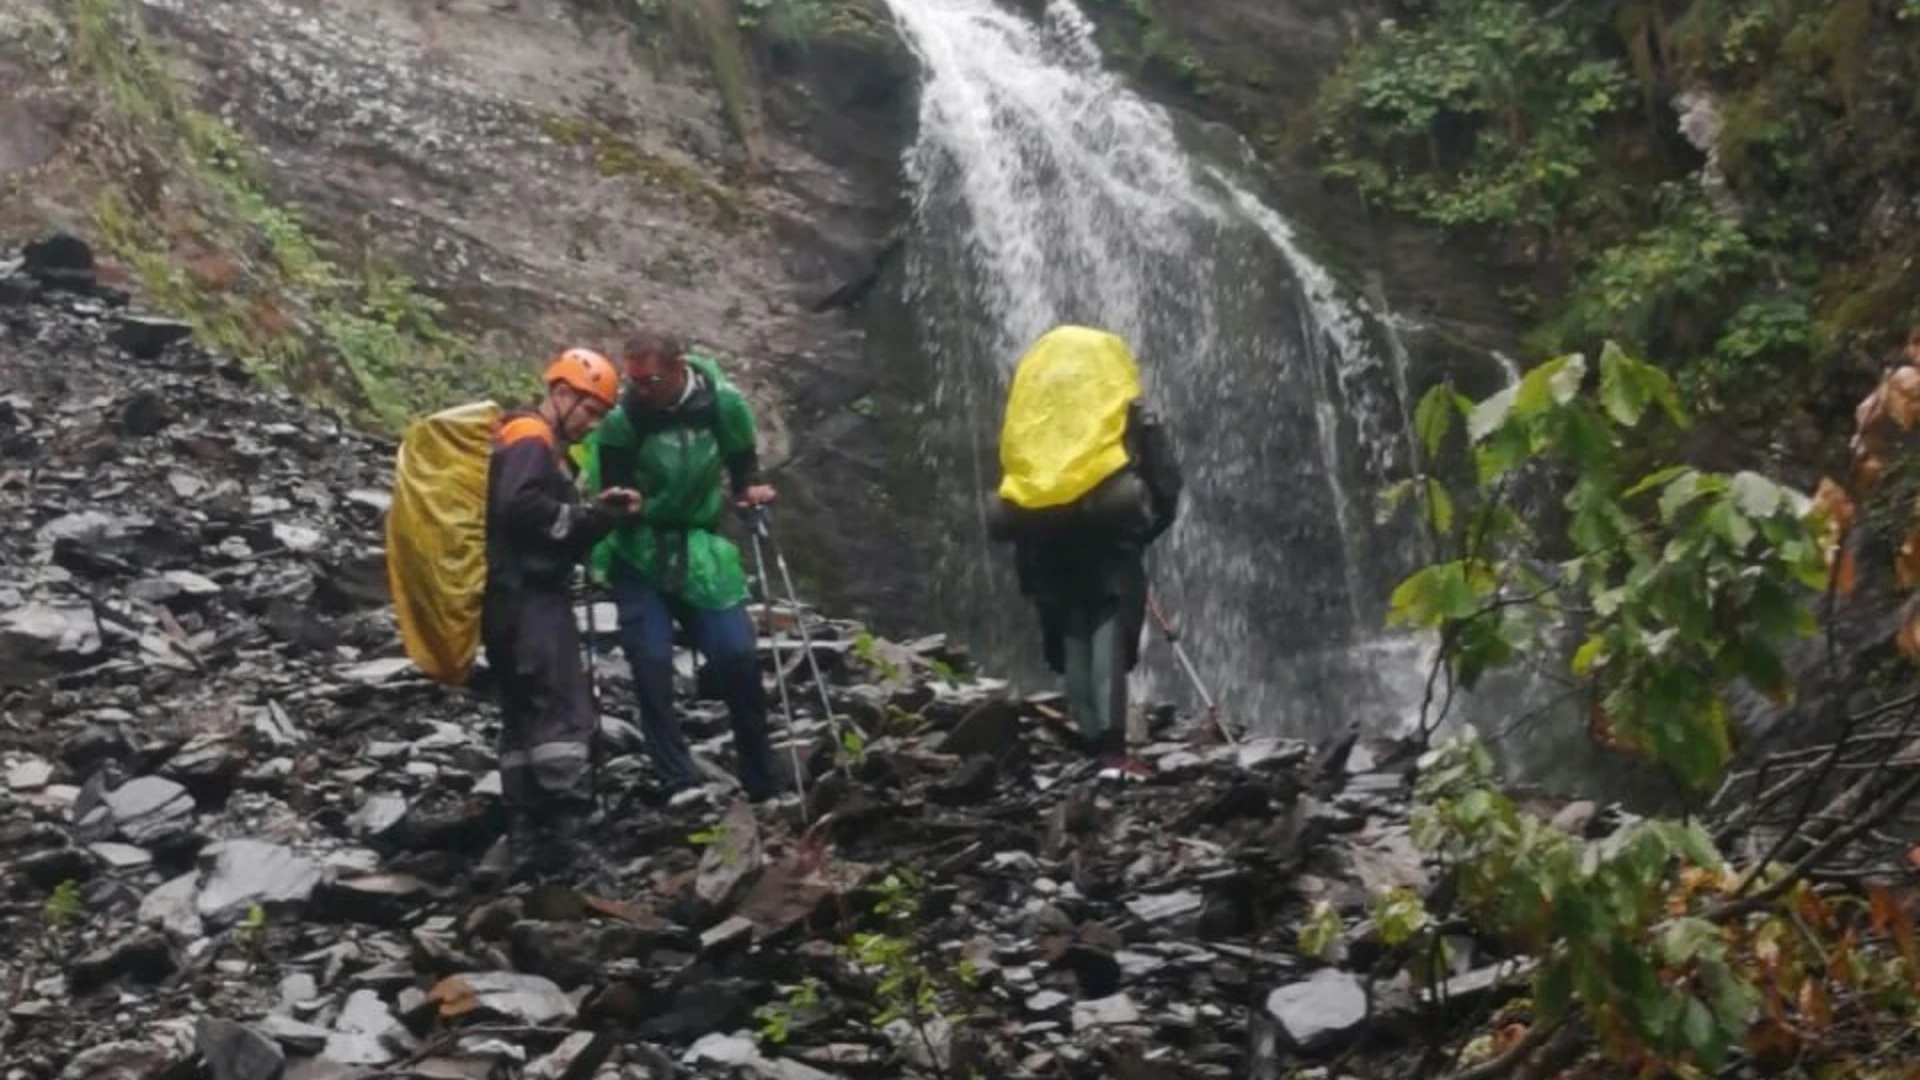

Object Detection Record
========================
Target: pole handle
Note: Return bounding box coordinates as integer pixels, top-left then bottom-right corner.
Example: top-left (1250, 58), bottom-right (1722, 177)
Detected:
top-left (738, 502), bottom-right (773, 538)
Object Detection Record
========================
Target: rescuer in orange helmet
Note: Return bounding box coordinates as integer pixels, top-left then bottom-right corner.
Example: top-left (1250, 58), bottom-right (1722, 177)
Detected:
top-left (481, 347), bottom-right (640, 884)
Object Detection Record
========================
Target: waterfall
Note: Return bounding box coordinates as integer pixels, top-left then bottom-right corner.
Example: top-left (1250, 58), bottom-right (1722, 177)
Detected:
top-left (883, 0), bottom-right (1432, 739)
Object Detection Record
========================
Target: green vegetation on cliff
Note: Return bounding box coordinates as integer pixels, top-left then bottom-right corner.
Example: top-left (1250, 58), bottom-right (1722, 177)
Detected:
top-left (1315, 0), bottom-right (1920, 436)
top-left (587, 0), bottom-right (901, 166)
top-left (65, 0), bottom-right (533, 430)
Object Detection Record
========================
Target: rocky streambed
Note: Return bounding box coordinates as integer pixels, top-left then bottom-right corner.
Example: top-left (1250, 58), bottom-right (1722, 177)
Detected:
top-left (0, 236), bottom-right (1513, 1080)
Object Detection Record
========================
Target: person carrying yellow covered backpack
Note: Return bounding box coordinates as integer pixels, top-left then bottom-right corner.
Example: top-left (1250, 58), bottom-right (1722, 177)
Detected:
top-left (987, 325), bottom-right (1183, 780)
top-left (387, 348), bottom-right (640, 884)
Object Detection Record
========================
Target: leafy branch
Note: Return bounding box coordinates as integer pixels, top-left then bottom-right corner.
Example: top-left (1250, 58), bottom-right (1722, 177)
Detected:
top-left (1382, 339), bottom-right (1920, 1077)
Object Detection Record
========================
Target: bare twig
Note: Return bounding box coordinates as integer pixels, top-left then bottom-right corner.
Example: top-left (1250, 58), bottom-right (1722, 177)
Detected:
top-left (1712, 763), bottom-right (1920, 922)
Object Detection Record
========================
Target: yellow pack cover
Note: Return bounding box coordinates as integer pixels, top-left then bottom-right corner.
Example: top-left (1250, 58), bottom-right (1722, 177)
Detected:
top-left (997, 325), bottom-right (1144, 510)
top-left (385, 401), bottom-right (500, 685)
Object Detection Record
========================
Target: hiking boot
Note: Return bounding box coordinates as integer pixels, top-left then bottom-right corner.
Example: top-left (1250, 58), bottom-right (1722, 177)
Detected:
top-left (504, 812), bottom-right (546, 885)
top-left (546, 811), bottom-right (609, 887)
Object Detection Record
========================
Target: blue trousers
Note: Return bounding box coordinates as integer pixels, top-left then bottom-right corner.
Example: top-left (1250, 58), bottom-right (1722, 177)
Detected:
top-left (611, 573), bottom-right (778, 800)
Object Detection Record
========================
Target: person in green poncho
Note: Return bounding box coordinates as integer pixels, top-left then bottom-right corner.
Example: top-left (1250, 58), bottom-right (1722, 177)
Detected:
top-left (580, 328), bottom-right (782, 803)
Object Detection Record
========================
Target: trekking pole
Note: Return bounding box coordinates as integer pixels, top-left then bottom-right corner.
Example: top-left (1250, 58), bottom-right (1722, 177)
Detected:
top-left (581, 573), bottom-right (603, 712)
top-left (743, 512), bottom-right (812, 820)
top-left (1146, 589), bottom-right (1236, 744)
top-left (745, 507), bottom-right (840, 729)
top-left (578, 570), bottom-right (608, 817)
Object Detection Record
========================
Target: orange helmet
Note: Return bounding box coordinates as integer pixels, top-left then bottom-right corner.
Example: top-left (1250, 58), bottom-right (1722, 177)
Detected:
top-left (543, 347), bottom-right (619, 406)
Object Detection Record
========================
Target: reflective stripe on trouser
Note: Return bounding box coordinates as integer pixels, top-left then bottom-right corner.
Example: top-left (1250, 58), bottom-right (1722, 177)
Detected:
top-left (483, 587), bottom-right (597, 812)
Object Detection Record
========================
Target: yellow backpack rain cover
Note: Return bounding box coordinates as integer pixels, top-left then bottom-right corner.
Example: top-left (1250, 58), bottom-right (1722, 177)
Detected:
top-left (997, 325), bottom-right (1144, 510)
top-left (385, 401), bottom-right (501, 685)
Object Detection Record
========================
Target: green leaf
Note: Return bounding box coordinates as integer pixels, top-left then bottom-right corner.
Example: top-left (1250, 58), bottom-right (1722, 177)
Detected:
top-left (1468, 384), bottom-right (1518, 443)
top-left (1644, 363), bottom-right (1690, 429)
top-left (1375, 479), bottom-right (1413, 524)
top-left (1371, 887), bottom-right (1431, 947)
top-left (1623, 464), bottom-right (1690, 499)
top-left (1422, 478), bottom-right (1456, 535)
top-left (1657, 470), bottom-right (1704, 523)
top-left (1566, 483), bottom-right (1622, 553)
top-left (1387, 563), bottom-right (1481, 627)
top-left (1475, 424), bottom-right (1531, 484)
top-left (1512, 357), bottom-right (1559, 417)
top-left (1736, 642), bottom-right (1790, 702)
top-left (1658, 918), bottom-right (1723, 964)
top-left (1703, 962), bottom-right (1759, 1032)
top-left (1597, 341), bottom-right (1689, 429)
top-left (1704, 500), bottom-right (1755, 549)
top-left (1598, 341), bottom-right (1647, 426)
top-left (1658, 696), bottom-right (1733, 793)
top-left (1672, 820), bottom-right (1724, 869)
top-left (1681, 996), bottom-right (1727, 1069)
top-left (1298, 900), bottom-right (1341, 960)
top-left (1571, 636), bottom-right (1607, 676)
top-left (1729, 471), bottom-right (1783, 519)
top-left (1414, 384), bottom-right (1457, 458)
top-left (1548, 353), bottom-right (1587, 405)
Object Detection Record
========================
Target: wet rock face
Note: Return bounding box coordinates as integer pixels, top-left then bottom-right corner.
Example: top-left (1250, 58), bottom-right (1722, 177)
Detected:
top-left (81, 0), bottom-right (923, 625)
top-left (0, 235), bottom-right (1497, 1080)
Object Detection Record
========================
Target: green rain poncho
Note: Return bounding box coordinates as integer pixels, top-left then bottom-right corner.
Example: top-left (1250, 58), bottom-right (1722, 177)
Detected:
top-left (579, 351), bottom-right (760, 610)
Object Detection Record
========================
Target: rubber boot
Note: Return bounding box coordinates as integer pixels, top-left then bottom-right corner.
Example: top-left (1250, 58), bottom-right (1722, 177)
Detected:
top-left (505, 811), bottom-right (546, 885)
top-left (548, 806), bottom-right (612, 893)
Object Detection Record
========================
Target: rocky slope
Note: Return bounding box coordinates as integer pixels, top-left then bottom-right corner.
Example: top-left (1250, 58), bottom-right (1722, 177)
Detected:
top-left (0, 237), bottom-right (1503, 1079)
top-left (0, 0), bottom-right (920, 628)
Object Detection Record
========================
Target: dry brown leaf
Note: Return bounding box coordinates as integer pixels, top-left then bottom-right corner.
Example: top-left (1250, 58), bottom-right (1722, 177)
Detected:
top-left (1811, 476), bottom-right (1856, 535)
top-left (1868, 883), bottom-right (1900, 933)
top-left (1807, 477), bottom-right (1853, 594)
top-left (1857, 382), bottom-right (1888, 433)
top-left (1891, 366), bottom-right (1920, 429)
top-left (1854, 452), bottom-right (1886, 493)
top-left (1493, 1023), bottom-right (1529, 1054)
top-left (1901, 613), bottom-right (1920, 663)
top-left (583, 895), bottom-right (641, 923)
top-left (1588, 703), bottom-right (1635, 752)
top-left (1899, 533), bottom-right (1920, 590)
top-left (1798, 978), bottom-right (1833, 1027)
top-left (427, 974), bottom-right (479, 1019)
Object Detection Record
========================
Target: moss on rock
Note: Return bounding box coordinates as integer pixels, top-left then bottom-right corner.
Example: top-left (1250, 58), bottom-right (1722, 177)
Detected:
top-left (542, 113), bottom-right (753, 227)
top-left (60, 0), bottom-right (533, 430)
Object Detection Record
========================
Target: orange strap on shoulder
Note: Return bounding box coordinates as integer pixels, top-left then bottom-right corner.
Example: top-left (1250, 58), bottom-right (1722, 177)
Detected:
top-left (494, 414), bottom-right (556, 449)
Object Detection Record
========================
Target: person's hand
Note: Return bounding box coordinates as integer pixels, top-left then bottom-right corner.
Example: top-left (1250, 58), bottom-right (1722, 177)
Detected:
top-left (736, 484), bottom-right (777, 509)
top-left (598, 487), bottom-right (643, 517)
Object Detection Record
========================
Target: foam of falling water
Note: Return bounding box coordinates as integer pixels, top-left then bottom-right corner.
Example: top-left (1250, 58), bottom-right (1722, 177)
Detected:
top-left (886, 0), bottom-right (1436, 739)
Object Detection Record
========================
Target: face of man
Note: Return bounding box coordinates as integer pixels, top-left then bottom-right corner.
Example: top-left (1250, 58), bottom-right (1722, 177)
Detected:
top-left (553, 385), bottom-right (612, 441)
top-left (624, 351), bottom-right (687, 410)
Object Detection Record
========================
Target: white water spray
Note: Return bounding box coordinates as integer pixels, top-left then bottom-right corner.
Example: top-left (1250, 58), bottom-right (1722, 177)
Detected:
top-left (886, 0), bottom-right (1434, 737)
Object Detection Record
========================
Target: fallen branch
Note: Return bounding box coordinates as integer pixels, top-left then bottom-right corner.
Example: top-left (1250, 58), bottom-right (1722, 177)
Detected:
top-left (1713, 764), bottom-right (1920, 922)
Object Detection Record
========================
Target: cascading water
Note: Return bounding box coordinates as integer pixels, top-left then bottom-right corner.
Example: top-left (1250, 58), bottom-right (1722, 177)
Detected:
top-left (883, 0), bottom-right (1436, 739)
